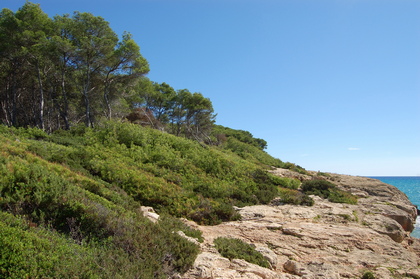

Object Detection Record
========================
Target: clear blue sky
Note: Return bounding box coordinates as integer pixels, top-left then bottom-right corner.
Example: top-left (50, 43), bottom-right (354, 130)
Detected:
top-left (3, 0), bottom-right (420, 176)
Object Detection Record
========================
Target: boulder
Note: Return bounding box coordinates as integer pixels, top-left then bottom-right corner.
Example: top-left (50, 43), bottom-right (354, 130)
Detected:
top-left (140, 206), bottom-right (159, 223)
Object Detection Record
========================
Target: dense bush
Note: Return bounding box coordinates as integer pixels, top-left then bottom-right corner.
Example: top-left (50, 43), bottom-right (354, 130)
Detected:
top-left (362, 271), bottom-right (375, 279)
top-left (269, 175), bottom-right (301, 190)
top-left (214, 237), bottom-right (270, 268)
top-left (39, 121), bottom-right (287, 224)
top-left (281, 162), bottom-right (308, 174)
top-left (301, 179), bottom-right (336, 193)
top-left (0, 121), bottom-right (299, 276)
top-left (301, 179), bottom-right (357, 205)
top-left (275, 188), bottom-right (314, 206)
top-left (0, 121), bottom-right (323, 277)
top-left (0, 122), bottom-right (311, 226)
top-left (0, 129), bottom-right (202, 278)
top-left (0, 213), bottom-right (99, 279)
top-left (212, 125), bottom-right (268, 150)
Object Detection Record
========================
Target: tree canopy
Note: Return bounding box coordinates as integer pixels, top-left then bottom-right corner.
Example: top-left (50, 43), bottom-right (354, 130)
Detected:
top-left (0, 2), bottom-right (149, 131)
top-left (0, 2), bottom-right (269, 148)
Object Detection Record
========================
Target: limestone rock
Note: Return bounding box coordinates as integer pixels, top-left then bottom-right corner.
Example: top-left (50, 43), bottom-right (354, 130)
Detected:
top-left (255, 246), bottom-right (278, 269)
top-left (183, 252), bottom-right (288, 279)
top-left (181, 170), bottom-right (420, 279)
top-left (176, 230), bottom-right (201, 246)
top-left (140, 206), bottom-right (159, 223)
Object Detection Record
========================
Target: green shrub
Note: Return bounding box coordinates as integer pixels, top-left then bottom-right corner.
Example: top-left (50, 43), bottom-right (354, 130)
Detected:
top-left (301, 179), bottom-right (357, 205)
top-left (276, 188), bottom-right (314, 206)
top-left (1, 121), bottom-right (289, 225)
top-left (0, 213), bottom-right (99, 279)
top-left (214, 237), bottom-right (270, 268)
top-left (269, 175), bottom-right (300, 189)
top-left (0, 121), bottom-right (303, 276)
top-left (328, 189), bottom-right (358, 205)
top-left (158, 214), bottom-right (204, 243)
top-left (301, 179), bottom-right (336, 194)
top-left (316, 171), bottom-right (331, 178)
top-left (362, 271), bottom-right (375, 279)
top-left (188, 198), bottom-right (241, 225)
top-left (281, 162), bottom-right (308, 174)
top-left (222, 136), bottom-right (284, 167)
top-left (212, 125), bottom-right (268, 150)
top-left (17, 126), bottom-right (49, 140)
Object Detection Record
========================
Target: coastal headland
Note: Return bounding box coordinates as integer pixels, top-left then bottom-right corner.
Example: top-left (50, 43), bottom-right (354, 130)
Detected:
top-left (180, 169), bottom-right (420, 279)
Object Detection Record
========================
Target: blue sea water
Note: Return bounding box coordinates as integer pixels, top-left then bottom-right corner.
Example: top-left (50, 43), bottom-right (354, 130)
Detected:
top-left (370, 176), bottom-right (420, 238)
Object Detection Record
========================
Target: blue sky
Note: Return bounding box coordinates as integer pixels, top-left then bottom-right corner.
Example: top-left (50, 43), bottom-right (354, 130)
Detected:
top-left (3, 0), bottom-right (420, 176)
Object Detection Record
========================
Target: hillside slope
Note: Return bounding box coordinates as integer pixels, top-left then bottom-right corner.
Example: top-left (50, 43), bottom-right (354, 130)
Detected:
top-left (1, 122), bottom-right (418, 278)
top-left (0, 121), bottom-right (304, 278)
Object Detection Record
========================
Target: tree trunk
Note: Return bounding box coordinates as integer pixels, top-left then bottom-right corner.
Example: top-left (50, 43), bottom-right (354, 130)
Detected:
top-left (103, 74), bottom-right (112, 120)
top-left (11, 70), bottom-right (17, 127)
top-left (84, 87), bottom-right (92, 127)
top-left (60, 71), bottom-right (70, 130)
top-left (83, 67), bottom-right (93, 128)
top-left (36, 62), bottom-right (45, 130)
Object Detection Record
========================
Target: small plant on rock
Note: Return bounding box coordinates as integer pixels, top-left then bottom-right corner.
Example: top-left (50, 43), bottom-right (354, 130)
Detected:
top-left (362, 271), bottom-right (375, 279)
top-left (301, 179), bottom-right (357, 205)
top-left (214, 237), bottom-right (270, 268)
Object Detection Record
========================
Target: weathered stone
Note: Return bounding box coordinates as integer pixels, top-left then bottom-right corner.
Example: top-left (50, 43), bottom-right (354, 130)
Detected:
top-left (140, 206), bottom-right (159, 223)
top-left (255, 246), bottom-right (278, 269)
top-left (176, 230), bottom-right (201, 246)
top-left (181, 170), bottom-right (420, 279)
top-left (364, 214), bottom-right (406, 242)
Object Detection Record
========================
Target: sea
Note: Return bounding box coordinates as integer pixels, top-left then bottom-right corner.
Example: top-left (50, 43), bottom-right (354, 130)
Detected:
top-left (369, 176), bottom-right (420, 238)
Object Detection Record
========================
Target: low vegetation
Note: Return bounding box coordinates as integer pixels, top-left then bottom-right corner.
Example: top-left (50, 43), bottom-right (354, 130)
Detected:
top-left (301, 179), bottom-right (358, 204)
top-left (0, 121), bottom-right (317, 277)
top-left (0, 126), bottom-right (206, 278)
top-left (214, 237), bottom-right (270, 268)
top-left (362, 271), bottom-right (376, 279)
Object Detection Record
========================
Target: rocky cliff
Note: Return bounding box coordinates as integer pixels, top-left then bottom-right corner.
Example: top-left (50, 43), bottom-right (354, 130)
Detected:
top-left (179, 169), bottom-right (420, 279)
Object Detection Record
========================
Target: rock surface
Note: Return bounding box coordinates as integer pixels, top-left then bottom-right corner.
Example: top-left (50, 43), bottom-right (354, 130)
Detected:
top-left (140, 206), bottom-right (160, 223)
top-left (181, 170), bottom-right (420, 279)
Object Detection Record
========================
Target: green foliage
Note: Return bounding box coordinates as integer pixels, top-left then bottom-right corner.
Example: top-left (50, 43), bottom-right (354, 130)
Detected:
top-left (269, 175), bottom-right (301, 190)
top-left (276, 188), bottom-right (314, 206)
top-left (222, 137), bottom-right (284, 167)
top-left (362, 271), bottom-right (375, 279)
top-left (48, 123), bottom-right (283, 223)
top-left (214, 237), bottom-right (270, 268)
top-left (0, 129), bottom-right (203, 278)
top-left (0, 211), bottom-right (199, 279)
top-left (316, 171), bottom-right (331, 177)
top-left (301, 179), bottom-right (357, 205)
top-left (78, 121), bottom-right (283, 223)
top-left (0, 2), bottom-right (149, 130)
top-left (0, 120), bottom-right (292, 276)
top-left (301, 179), bottom-right (336, 193)
top-left (281, 162), bottom-right (308, 174)
top-left (158, 214), bottom-right (203, 242)
top-left (213, 125), bottom-right (267, 150)
top-left (327, 189), bottom-right (358, 205)
top-left (189, 199), bottom-right (242, 225)
top-left (0, 106), bottom-right (319, 277)
top-left (0, 212), bottom-right (98, 279)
